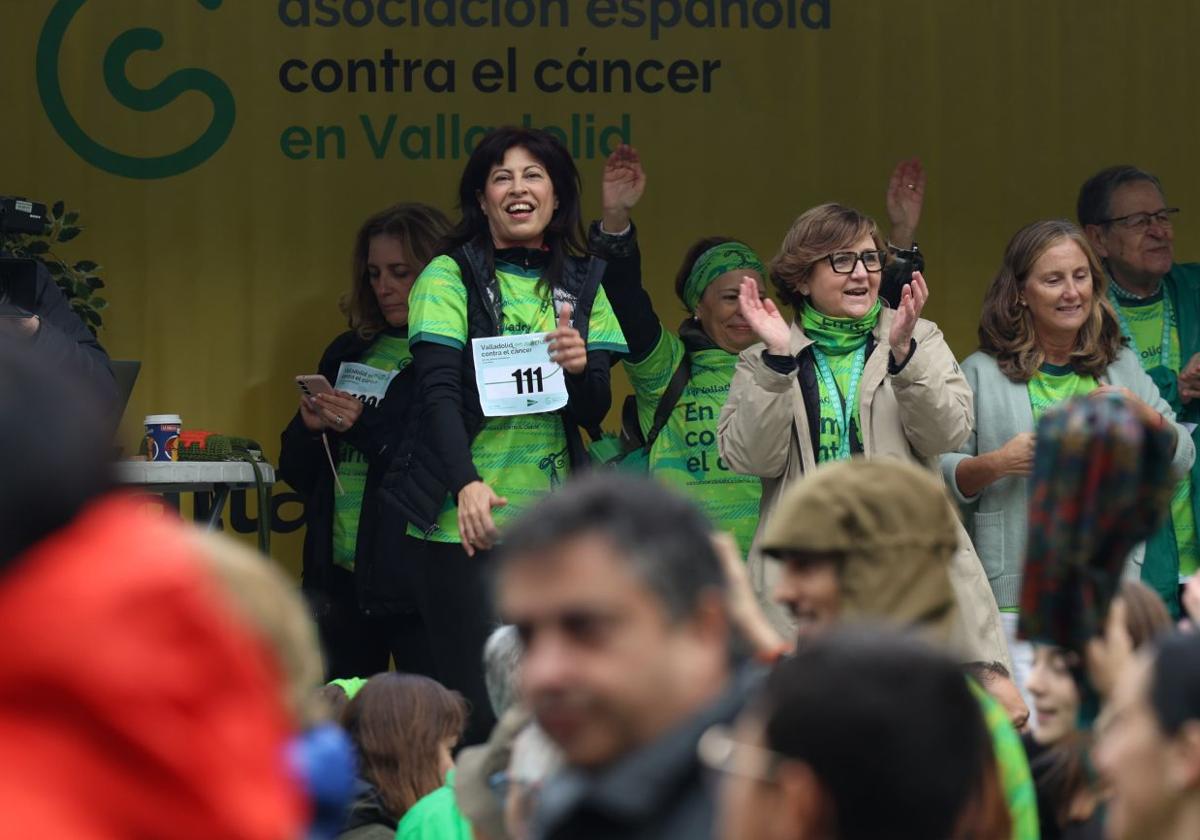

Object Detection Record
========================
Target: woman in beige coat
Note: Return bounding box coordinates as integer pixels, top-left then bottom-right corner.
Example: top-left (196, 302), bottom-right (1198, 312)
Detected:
top-left (717, 202), bottom-right (1008, 664)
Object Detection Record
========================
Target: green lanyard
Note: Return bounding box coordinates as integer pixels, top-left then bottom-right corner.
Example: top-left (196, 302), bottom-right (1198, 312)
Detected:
top-left (1108, 285), bottom-right (1173, 367)
top-left (812, 345), bottom-right (867, 461)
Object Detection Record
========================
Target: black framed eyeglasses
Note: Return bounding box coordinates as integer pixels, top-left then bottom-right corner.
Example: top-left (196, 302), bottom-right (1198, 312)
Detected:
top-left (826, 250), bottom-right (886, 274)
top-left (1101, 208), bottom-right (1180, 230)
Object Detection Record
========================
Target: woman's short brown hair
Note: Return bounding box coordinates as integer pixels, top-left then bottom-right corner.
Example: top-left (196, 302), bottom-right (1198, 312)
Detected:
top-left (1115, 580), bottom-right (1172, 649)
top-left (341, 203), bottom-right (451, 340)
top-left (769, 203), bottom-right (886, 308)
top-left (340, 673), bottom-right (468, 820)
top-left (978, 219), bottom-right (1124, 383)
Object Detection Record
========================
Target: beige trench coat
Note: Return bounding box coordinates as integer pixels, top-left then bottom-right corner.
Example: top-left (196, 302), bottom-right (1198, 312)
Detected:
top-left (718, 308), bottom-right (1010, 667)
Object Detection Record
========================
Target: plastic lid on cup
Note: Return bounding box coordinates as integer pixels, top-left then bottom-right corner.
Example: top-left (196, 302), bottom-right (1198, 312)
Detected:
top-left (144, 414), bottom-right (182, 425)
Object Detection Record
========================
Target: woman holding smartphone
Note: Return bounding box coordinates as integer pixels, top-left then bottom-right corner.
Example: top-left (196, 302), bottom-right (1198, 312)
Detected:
top-left (279, 202), bottom-right (450, 681)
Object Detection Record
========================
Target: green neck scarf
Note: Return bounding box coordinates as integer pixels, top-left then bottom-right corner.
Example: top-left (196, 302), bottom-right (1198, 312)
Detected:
top-left (683, 242), bottom-right (767, 312)
top-left (801, 300), bottom-right (882, 355)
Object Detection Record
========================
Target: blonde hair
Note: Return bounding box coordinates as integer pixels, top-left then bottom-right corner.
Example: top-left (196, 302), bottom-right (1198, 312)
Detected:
top-left (769, 203), bottom-right (886, 308)
top-left (190, 531), bottom-right (327, 727)
top-left (978, 219), bottom-right (1123, 383)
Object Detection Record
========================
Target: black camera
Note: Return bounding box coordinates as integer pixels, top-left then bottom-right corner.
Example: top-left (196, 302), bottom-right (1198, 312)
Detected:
top-left (0, 197), bottom-right (48, 235)
top-left (0, 259), bottom-right (37, 318)
top-left (0, 197), bottom-right (44, 318)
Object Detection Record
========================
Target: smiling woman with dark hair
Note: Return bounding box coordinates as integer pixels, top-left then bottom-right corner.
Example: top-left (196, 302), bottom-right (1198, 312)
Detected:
top-left (393, 126), bottom-right (627, 746)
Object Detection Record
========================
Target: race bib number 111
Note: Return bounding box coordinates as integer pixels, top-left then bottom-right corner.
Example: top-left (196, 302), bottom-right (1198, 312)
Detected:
top-left (472, 332), bottom-right (568, 417)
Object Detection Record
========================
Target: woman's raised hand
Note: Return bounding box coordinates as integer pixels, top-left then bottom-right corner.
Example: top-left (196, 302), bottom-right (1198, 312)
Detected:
top-left (600, 144), bottom-right (645, 233)
top-left (888, 270), bottom-right (929, 358)
top-left (885, 157), bottom-right (926, 248)
top-left (738, 277), bottom-right (791, 356)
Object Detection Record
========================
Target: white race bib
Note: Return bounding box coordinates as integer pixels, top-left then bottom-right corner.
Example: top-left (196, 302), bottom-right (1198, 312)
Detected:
top-left (335, 362), bottom-right (398, 408)
top-left (471, 332), bottom-right (568, 417)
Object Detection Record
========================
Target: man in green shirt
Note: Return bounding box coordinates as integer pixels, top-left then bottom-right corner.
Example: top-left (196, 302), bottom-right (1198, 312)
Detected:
top-left (1079, 166), bottom-right (1200, 600)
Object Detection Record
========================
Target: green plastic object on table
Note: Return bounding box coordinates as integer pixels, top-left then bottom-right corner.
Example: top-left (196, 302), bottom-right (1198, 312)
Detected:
top-left (140, 430), bottom-right (272, 553)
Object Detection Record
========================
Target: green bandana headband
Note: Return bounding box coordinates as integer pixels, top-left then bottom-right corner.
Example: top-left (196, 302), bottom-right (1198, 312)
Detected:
top-left (683, 242), bottom-right (767, 312)
top-left (801, 299), bottom-right (882, 355)
top-left (327, 677), bottom-right (368, 699)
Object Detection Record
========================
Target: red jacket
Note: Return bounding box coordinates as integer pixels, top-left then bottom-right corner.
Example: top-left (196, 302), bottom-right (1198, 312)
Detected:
top-left (0, 494), bottom-right (306, 839)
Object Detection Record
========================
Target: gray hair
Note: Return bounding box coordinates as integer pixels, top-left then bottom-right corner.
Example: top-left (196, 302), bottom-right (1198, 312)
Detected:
top-left (498, 472), bottom-right (726, 624)
top-left (1077, 165), bottom-right (1165, 227)
top-left (483, 624), bottom-right (523, 718)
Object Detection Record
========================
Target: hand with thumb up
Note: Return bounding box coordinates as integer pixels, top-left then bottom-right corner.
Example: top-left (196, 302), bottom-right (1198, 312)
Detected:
top-left (546, 302), bottom-right (587, 375)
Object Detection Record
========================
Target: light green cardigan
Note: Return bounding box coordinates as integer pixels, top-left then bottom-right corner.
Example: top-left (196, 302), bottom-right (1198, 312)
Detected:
top-left (940, 347), bottom-right (1195, 609)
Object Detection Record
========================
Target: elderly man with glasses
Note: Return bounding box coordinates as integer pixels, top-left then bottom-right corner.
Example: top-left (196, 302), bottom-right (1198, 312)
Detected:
top-left (1079, 166), bottom-right (1200, 604)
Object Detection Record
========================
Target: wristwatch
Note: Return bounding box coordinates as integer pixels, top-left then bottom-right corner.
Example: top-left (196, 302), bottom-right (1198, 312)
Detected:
top-left (887, 240), bottom-right (921, 261)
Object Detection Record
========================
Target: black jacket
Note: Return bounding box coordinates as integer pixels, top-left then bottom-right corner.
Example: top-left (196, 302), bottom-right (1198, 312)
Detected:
top-left (381, 239), bottom-right (616, 533)
top-left (531, 666), bottom-right (760, 840)
top-left (337, 779), bottom-right (399, 840)
top-left (2, 252), bottom-right (118, 415)
top-left (278, 329), bottom-right (418, 615)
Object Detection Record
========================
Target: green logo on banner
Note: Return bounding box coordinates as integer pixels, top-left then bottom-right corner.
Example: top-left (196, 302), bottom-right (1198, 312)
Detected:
top-left (37, 0), bottom-right (236, 180)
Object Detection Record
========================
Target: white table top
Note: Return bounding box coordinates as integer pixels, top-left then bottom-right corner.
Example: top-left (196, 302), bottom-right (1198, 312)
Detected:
top-left (113, 460), bottom-right (276, 492)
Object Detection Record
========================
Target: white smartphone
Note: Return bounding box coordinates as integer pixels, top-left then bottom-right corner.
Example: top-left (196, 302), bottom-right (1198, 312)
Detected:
top-left (295, 374), bottom-right (334, 397)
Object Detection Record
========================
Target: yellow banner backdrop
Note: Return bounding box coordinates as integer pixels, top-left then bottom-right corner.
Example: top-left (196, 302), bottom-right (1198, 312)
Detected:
top-left (3, 0), bottom-right (1198, 569)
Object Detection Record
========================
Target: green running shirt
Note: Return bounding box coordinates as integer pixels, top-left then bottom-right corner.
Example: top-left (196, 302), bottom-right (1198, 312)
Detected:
top-left (1116, 294), bottom-right (1198, 577)
top-left (331, 333), bottom-right (411, 571)
top-left (1026, 362), bottom-right (1098, 423)
top-left (625, 328), bottom-right (762, 556)
top-left (407, 254), bottom-right (627, 543)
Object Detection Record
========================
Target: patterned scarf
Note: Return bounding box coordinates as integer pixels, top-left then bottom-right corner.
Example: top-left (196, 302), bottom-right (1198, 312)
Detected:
top-left (1020, 395), bottom-right (1174, 650)
top-left (801, 299), bottom-right (881, 355)
top-left (682, 242), bottom-right (767, 312)
top-left (1019, 396), bottom-right (1175, 727)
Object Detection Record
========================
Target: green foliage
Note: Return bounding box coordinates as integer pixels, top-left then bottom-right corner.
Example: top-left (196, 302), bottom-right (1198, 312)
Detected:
top-left (0, 201), bottom-right (107, 335)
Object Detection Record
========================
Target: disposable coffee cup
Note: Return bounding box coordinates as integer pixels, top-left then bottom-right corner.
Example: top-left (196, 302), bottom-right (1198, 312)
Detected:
top-left (145, 414), bottom-right (182, 462)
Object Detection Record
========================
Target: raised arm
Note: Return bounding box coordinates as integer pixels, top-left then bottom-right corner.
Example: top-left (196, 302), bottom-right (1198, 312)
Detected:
top-left (590, 145), bottom-right (660, 360)
top-left (881, 157), bottom-right (927, 309)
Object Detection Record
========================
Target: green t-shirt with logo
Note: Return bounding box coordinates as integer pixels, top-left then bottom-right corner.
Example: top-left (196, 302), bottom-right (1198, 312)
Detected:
top-left (406, 254), bottom-right (627, 543)
top-left (815, 350), bottom-right (862, 464)
top-left (332, 333), bottom-right (412, 571)
top-left (1026, 362), bottom-right (1098, 423)
top-left (1117, 294), bottom-right (1198, 577)
top-left (1016, 363), bottom-right (1099, 612)
top-left (1119, 294), bottom-right (1182, 374)
top-left (625, 329), bottom-right (762, 556)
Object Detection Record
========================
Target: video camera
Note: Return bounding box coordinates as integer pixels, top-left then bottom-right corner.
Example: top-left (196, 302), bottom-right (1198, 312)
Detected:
top-left (0, 196), bottom-right (47, 318)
